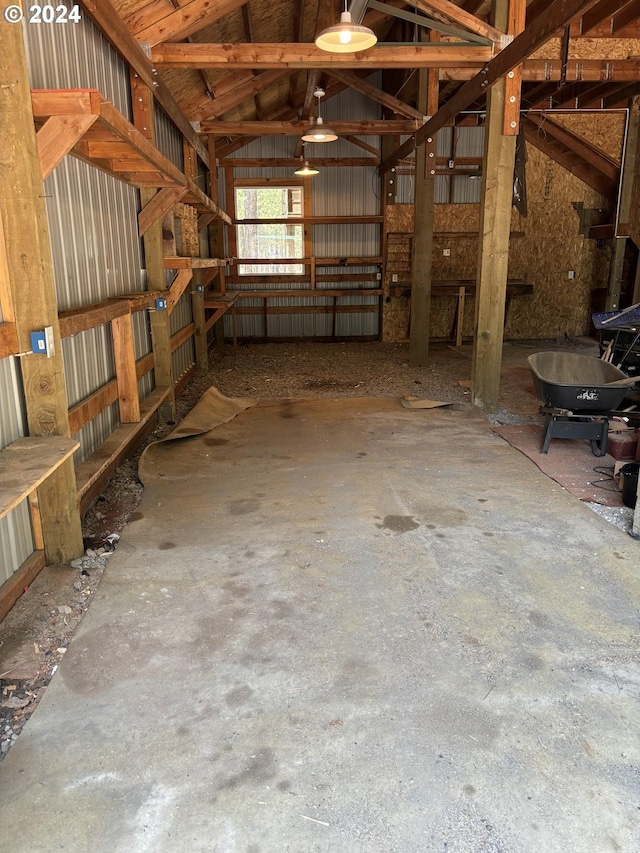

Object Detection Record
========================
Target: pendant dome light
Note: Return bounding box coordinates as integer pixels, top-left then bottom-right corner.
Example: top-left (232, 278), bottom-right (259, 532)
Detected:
top-left (300, 88), bottom-right (338, 143)
top-left (315, 0), bottom-right (377, 53)
top-left (294, 159), bottom-right (319, 176)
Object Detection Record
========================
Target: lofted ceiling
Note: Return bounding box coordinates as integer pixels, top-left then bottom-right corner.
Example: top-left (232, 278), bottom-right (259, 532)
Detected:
top-left (104, 0), bottom-right (640, 189)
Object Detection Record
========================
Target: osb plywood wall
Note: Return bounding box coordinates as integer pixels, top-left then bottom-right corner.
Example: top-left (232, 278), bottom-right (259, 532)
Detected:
top-left (382, 146), bottom-right (612, 343)
top-left (174, 203), bottom-right (200, 257)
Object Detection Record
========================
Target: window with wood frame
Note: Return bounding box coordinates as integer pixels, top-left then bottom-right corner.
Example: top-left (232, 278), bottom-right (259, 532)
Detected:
top-left (235, 185), bottom-right (304, 275)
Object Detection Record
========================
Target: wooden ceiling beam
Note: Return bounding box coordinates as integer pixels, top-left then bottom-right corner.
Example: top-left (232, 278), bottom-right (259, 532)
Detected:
top-left (440, 59), bottom-right (640, 82)
top-left (579, 0), bottom-right (628, 32)
top-left (202, 119), bottom-right (421, 135)
top-left (127, 0), bottom-right (248, 47)
top-left (602, 82), bottom-right (640, 107)
top-left (381, 0), bottom-right (610, 173)
top-left (522, 115), bottom-right (619, 200)
top-left (191, 70), bottom-right (292, 122)
top-left (151, 43), bottom-right (493, 69)
top-left (80, 0), bottom-right (209, 167)
top-left (327, 69), bottom-right (424, 120)
top-left (409, 0), bottom-right (503, 41)
top-left (612, 0), bottom-right (640, 33)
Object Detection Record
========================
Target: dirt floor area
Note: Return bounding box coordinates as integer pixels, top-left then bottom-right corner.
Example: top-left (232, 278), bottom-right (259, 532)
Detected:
top-left (0, 336), bottom-right (635, 761)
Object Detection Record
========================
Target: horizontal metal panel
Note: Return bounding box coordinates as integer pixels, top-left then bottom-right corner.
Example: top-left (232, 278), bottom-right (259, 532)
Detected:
top-left (312, 167), bottom-right (380, 216)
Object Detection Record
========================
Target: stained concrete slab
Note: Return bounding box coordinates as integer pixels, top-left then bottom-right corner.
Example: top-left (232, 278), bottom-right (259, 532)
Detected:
top-left (1, 398), bottom-right (639, 853)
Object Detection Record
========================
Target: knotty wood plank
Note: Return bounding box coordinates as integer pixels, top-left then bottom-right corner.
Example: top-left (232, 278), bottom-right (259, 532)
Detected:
top-left (75, 386), bottom-right (170, 502)
top-left (132, 0), bottom-right (247, 47)
top-left (0, 551), bottom-right (47, 624)
top-left (152, 43), bottom-right (493, 70)
top-left (138, 187), bottom-right (187, 237)
top-left (58, 299), bottom-right (130, 337)
top-left (37, 114), bottom-right (99, 179)
top-left (0, 323), bottom-right (18, 358)
top-left (0, 438), bottom-right (79, 520)
top-left (167, 270), bottom-right (194, 313)
top-left (111, 313), bottom-right (141, 423)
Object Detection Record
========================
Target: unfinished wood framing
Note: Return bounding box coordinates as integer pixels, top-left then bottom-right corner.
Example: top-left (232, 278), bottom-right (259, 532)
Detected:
top-left (471, 0), bottom-right (518, 412)
top-left (1, 22), bottom-right (83, 565)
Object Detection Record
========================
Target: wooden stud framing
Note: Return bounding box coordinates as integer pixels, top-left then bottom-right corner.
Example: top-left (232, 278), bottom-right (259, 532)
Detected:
top-left (131, 70), bottom-right (176, 417)
top-left (0, 23), bottom-right (83, 564)
top-left (111, 313), bottom-right (142, 424)
top-left (138, 187), bottom-right (187, 237)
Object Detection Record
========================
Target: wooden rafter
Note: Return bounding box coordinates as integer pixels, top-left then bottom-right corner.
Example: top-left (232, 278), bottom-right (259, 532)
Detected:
top-left (523, 114), bottom-right (620, 200)
top-left (126, 0), bottom-right (248, 47)
top-left (409, 0), bottom-right (503, 41)
top-left (187, 70), bottom-right (292, 122)
top-left (381, 0), bottom-right (622, 173)
top-left (80, 0), bottom-right (209, 166)
top-left (327, 69), bottom-right (423, 120)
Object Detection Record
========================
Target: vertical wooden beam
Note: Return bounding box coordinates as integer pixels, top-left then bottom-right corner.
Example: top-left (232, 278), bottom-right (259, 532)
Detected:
top-left (0, 20), bottom-right (83, 563)
top-left (503, 0), bottom-right (526, 135)
top-left (471, 0), bottom-right (517, 412)
top-left (111, 312), bottom-right (141, 423)
top-left (130, 70), bottom-right (176, 416)
top-left (207, 135), bottom-right (227, 348)
top-left (409, 31), bottom-right (438, 368)
top-left (192, 274), bottom-right (208, 370)
top-left (606, 100), bottom-right (640, 312)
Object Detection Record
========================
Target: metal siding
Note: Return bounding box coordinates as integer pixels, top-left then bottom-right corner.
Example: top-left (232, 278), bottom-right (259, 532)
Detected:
top-left (42, 154), bottom-right (150, 464)
top-left (170, 292), bottom-right (195, 380)
top-left (23, 12), bottom-right (131, 117)
top-left (155, 108), bottom-right (185, 171)
top-left (0, 359), bottom-right (33, 583)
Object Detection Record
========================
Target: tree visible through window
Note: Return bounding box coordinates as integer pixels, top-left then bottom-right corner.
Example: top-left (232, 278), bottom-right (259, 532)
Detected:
top-left (235, 186), bottom-right (304, 275)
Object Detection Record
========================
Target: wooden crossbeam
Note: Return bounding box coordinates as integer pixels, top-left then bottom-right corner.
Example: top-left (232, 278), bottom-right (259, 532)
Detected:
top-left (203, 120), bottom-right (420, 135)
top-left (441, 59), bottom-right (640, 82)
top-left (151, 43), bottom-right (494, 69)
top-left (381, 0), bottom-right (610, 173)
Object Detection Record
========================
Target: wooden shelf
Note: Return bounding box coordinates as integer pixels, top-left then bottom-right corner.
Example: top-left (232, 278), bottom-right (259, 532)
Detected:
top-left (164, 256), bottom-right (230, 269)
top-left (391, 279), bottom-right (534, 298)
top-left (30, 89), bottom-right (230, 224)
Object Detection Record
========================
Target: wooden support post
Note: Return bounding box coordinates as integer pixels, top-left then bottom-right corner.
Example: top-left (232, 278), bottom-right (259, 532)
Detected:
top-left (455, 286), bottom-right (466, 347)
top-left (111, 313), bottom-right (141, 423)
top-left (502, 0), bottom-right (526, 136)
top-left (471, 0), bottom-right (517, 412)
top-left (192, 273), bottom-right (208, 371)
top-left (409, 31), bottom-right (438, 368)
top-left (131, 70), bottom-right (175, 416)
top-left (0, 21), bottom-right (83, 563)
top-left (208, 136), bottom-right (228, 347)
top-left (606, 101), bottom-right (640, 312)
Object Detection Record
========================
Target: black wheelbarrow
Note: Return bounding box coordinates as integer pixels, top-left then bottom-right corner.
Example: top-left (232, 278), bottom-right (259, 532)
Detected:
top-left (527, 351), bottom-right (638, 455)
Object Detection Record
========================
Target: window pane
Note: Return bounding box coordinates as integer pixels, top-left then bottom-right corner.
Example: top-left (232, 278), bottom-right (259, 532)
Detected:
top-left (235, 186), bottom-right (304, 275)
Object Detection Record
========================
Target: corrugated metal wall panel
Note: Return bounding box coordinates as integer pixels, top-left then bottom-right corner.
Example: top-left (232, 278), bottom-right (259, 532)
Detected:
top-left (0, 359), bottom-right (32, 584)
top-left (155, 108), bottom-right (185, 171)
top-left (24, 13), bottom-right (131, 117)
top-left (313, 167), bottom-right (380, 216)
top-left (228, 137), bottom-right (297, 160)
top-left (314, 224), bottom-right (380, 258)
top-left (170, 292), bottom-right (195, 380)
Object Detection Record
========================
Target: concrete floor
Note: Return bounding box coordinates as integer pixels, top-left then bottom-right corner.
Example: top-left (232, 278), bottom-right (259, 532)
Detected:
top-left (1, 397), bottom-right (639, 853)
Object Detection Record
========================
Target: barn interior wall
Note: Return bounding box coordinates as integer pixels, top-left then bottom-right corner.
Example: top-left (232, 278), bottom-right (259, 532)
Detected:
top-left (382, 144), bottom-right (613, 343)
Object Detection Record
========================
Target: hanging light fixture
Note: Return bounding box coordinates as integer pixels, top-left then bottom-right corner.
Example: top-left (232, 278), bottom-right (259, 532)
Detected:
top-left (315, 0), bottom-right (377, 53)
top-left (294, 159), bottom-right (319, 176)
top-left (300, 88), bottom-right (338, 143)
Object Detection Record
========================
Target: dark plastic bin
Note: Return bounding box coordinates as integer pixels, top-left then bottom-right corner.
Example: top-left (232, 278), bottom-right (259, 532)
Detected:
top-left (620, 462), bottom-right (640, 509)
